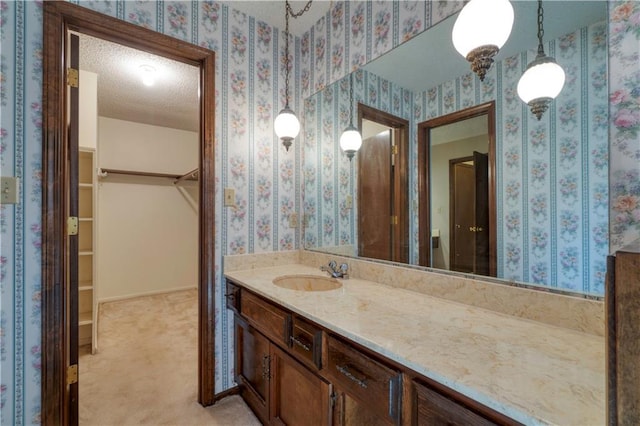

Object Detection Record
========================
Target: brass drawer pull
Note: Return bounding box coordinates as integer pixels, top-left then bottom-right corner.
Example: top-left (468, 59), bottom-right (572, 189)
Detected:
top-left (336, 364), bottom-right (368, 389)
top-left (261, 355), bottom-right (270, 380)
top-left (290, 335), bottom-right (311, 352)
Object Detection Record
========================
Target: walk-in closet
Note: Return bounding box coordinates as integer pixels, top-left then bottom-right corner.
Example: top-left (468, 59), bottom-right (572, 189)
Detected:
top-left (76, 34), bottom-right (201, 423)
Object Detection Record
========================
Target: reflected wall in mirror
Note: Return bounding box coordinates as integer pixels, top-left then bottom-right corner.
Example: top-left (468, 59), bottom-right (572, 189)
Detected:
top-left (418, 102), bottom-right (496, 278)
top-left (302, 2), bottom-right (609, 296)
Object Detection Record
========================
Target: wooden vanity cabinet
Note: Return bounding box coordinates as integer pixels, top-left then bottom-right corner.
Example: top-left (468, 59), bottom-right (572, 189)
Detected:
top-left (227, 279), bottom-right (519, 426)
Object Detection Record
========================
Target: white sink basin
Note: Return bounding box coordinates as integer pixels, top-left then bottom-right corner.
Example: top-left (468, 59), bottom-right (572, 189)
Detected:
top-left (272, 274), bottom-right (343, 291)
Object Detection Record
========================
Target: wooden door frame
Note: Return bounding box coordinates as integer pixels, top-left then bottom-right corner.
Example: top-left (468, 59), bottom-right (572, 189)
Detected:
top-left (42, 2), bottom-right (216, 424)
top-left (357, 103), bottom-right (410, 263)
top-left (417, 101), bottom-right (496, 275)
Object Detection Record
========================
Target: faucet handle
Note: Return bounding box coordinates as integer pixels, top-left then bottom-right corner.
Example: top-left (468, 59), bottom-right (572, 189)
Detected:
top-left (328, 260), bottom-right (337, 270)
top-left (339, 263), bottom-right (349, 279)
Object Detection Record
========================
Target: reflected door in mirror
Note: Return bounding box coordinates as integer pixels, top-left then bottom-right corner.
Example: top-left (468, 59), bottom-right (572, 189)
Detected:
top-left (449, 152), bottom-right (489, 275)
top-left (358, 130), bottom-right (392, 261)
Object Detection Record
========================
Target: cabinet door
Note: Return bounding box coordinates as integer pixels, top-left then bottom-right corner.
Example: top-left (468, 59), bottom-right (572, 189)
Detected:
top-left (414, 381), bottom-right (497, 426)
top-left (235, 316), bottom-right (270, 424)
top-left (331, 385), bottom-right (390, 426)
top-left (270, 345), bottom-right (331, 426)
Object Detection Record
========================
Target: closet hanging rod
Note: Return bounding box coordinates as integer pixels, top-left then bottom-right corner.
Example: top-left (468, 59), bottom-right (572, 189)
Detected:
top-left (99, 168), bottom-right (183, 180)
top-left (174, 168), bottom-right (199, 183)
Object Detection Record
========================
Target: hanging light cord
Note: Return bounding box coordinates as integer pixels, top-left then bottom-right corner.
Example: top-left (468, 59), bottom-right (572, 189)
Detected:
top-left (349, 72), bottom-right (355, 126)
top-left (536, 0), bottom-right (545, 56)
top-left (283, 0), bottom-right (313, 108)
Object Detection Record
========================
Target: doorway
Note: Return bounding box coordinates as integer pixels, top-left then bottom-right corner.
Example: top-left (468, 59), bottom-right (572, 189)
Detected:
top-left (357, 104), bottom-right (409, 263)
top-left (417, 101), bottom-right (497, 276)
top-left (42, 3), bottom-right (216, 424)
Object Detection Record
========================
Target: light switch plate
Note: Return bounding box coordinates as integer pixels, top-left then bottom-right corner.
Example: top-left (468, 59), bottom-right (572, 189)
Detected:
top-left (289, 213), bottom-right (298, 228)
top-left (224, 188), bottom-right (235, 207)
top-left (1, 177), bottom-right (19, 204)
top-left (345, 195), bottom-right (353, 209)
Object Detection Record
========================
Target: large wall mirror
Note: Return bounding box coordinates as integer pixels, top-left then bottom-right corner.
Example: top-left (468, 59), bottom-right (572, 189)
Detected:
top-left (302, 1), bottom-right (609, 296)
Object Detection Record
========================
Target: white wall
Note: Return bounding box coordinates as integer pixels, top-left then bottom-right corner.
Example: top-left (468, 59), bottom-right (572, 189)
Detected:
top-left (97, 117), bottom-right (198, 301)
top-left (430, 135), bottom-right (488, 270)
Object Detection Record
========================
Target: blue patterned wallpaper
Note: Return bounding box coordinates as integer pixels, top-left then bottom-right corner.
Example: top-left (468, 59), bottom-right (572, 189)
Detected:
top-left (1, 0), bottom-right (639, 423)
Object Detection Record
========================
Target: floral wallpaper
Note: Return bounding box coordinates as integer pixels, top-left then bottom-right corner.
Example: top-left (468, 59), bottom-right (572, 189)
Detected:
top-left (1, 0), bottom-right (639, 423)
top-left (609, 1), bottom-right (640, 249)
top-left (1, 0), bottom-right (298, 422)
top-left (304, 20), bottom-right (609, 296)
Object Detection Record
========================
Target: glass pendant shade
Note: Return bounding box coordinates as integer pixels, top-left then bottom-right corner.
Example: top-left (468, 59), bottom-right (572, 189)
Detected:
top-left (340, 125), bottom-right (362, 161)
top-left (274, 107), bottom-right (300, 151)
top-left (517, 55), bottom-right (565, 120)
top-left (452, 0), bottom-right (514, 81)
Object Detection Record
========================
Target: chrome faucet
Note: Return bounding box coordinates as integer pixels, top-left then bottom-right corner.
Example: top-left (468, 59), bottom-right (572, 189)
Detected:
top-left (320, 260), bottom-right (349, 279)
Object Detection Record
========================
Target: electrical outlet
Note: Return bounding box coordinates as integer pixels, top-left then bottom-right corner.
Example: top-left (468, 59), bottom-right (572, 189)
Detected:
top-left (1, 177), bottom-right (19, 204)
top-left (345, 195), bottom-right (353, 209)
top-left (289, 213), bottom-right (298, 228)
top-left (224, 188), bottom-right (235, 207)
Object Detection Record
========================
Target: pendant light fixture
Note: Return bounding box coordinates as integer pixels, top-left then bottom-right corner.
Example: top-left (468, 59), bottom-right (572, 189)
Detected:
top-left (452, 0), bottom-right (514, 81)
top-left (340, 73), bottom-right (362, 161)
top-left (274, 0), bottom-right (313, 151)
top-left (517, 0), bottom-right (565, 120)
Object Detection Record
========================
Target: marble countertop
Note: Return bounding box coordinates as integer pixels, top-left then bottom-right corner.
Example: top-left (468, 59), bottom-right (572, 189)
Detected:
top-left (225, 264), bottom-right (605, 426)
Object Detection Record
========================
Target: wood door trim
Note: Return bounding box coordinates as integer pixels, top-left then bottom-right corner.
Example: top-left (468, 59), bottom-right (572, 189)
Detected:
top-left (357, 103), bottom-right (410, 263)
top-left (417, 101), bottom-right (496, 276)
top-left (42, 3), bottom-right (216, 424)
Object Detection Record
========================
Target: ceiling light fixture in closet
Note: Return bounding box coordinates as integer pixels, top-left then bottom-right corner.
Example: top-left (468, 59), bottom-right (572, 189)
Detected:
top-left (139, 64), bottom-right (157, 87)
top-left (274, 0), bottom-right (313, 151)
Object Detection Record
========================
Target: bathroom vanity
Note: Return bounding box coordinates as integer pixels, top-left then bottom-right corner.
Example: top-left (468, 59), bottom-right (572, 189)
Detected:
top-left (224, 261), bottom-right (604, 425)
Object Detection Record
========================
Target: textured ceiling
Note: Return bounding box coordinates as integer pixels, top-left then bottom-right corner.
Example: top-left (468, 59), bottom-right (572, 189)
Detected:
top-left (79, 33), bottom-right (200, 132)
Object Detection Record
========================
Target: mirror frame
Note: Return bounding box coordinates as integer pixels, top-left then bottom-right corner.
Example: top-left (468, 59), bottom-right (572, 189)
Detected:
top-left (417, 101), bottom-right (497, 276)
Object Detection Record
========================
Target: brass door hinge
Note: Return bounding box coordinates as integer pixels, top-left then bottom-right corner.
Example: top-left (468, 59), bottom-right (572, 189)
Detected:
top-left (67, 68), bottom-right (79, 88)
top-left (67, 217), bottom-right (78, 236)
top-left (391, 145), bottom-right (398, 155)
top-left (67, 364), bottom-right (78, 385)
top-left (390, 216), bottom-right (398, 226)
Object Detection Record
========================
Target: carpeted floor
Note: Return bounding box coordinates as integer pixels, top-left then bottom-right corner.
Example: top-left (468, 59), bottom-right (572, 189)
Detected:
top-left (79, 289), bottom-right (259, 426)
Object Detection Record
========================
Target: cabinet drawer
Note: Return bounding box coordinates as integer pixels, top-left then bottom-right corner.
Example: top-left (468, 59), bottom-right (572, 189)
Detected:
top-left (289, 315), bottom-right (323, 370)
top-left (414, 381), bottom-right (499, 426)
top-left (325, 335), bottom-right (402, 424)
top-left (241, 290), bottom-right (290, 346)
top-left (226, 280), bottom-right (241, 314)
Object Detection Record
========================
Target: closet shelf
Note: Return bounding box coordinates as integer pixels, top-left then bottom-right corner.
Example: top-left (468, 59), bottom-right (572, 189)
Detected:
top-left (79, 183), bottom-right (93, 188)
top-left (79, 311), bottom-right (92, 326)
top-left (79, 251), bottom-right (94, 256)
